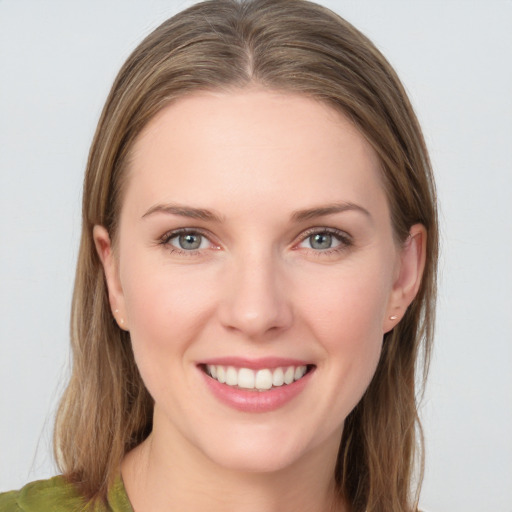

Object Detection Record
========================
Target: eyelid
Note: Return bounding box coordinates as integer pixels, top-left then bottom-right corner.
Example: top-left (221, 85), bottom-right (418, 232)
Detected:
top-left (157, 226), bottom-right (352, 256)
top-left (159, 227), bottom-right (221, 254)
top-left (293, 226), bottom-right (353, 251)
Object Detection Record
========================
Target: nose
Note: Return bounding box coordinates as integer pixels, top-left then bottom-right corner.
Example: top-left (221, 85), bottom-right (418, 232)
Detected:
top-left (217, 249), bottom-right (293, 339)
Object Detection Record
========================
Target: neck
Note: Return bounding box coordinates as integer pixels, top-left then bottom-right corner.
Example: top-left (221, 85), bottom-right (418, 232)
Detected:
top-left (121, 418), bottom-right (344, 512)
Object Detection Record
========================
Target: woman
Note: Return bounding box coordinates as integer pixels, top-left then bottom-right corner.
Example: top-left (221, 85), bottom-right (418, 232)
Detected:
top-left (0, 0), bottom-right (437, 511)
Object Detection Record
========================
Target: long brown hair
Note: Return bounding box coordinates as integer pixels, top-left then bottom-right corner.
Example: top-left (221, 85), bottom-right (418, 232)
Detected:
top-left (54, 1), bottom-right (438, 510)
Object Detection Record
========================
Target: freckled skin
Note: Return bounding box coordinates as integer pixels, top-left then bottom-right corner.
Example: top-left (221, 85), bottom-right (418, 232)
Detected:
top-left (95, 89), bottom-right (422, 511)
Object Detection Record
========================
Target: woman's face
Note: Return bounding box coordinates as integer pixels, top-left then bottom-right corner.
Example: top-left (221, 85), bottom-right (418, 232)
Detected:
top-left (96, 89), bottom-right (418, 474)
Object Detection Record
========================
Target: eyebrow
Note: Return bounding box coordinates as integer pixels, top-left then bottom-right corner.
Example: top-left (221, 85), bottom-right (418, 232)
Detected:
top-left (142, 203), bottom-right (223, 222)
top-left (142, 201), bottom-right (370, 224)
top-left (290, 202), bottom-right (371, 222)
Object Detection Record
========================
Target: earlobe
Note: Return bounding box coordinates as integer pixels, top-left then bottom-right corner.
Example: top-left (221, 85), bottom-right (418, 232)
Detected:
top-left (383, 224), bottom-right (427, 333)
top-left (93, 225), bottom-right (128, 330)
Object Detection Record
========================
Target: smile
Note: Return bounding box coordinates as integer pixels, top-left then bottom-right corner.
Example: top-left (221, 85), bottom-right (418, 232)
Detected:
top-left (204, 364), bottom-right (310, 391)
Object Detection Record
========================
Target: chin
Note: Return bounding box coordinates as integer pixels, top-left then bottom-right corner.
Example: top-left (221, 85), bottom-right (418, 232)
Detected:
top-left (196, 422), bottom-right (338, 476)
top-left (204, 443), bottom-right (304, 475)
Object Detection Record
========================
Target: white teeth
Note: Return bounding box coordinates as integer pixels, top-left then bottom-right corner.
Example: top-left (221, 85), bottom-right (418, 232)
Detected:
top-left (238, 368), bottom-right (255, 389)
top-left (205, 364), bottom-right (308, 391)
top-left (284, 366), bottom-right (295, 385)
top-left (216, 366), bottom-right (226, 384)
top-left (294, 366), bottom-right (306, 380)
top-left (272, 367), bottom-right (284, 386)
top-left (226, 366), bottom-right (237, 386)
top-left (255, 369), bottom-right (273, 390)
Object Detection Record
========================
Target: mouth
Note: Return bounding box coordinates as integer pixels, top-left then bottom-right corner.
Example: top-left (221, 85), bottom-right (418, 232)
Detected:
top-left (201, 364), bottom-right (315, 392)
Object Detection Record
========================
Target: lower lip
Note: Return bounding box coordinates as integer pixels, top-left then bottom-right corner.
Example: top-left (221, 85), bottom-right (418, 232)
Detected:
top-left (200, 368), bottom-right (313, 413)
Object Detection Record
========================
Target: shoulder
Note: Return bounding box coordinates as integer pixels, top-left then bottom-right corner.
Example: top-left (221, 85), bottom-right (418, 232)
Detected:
top-left (0, 476), bottom-right (86, 512)
top-left (0, 475), bottom-right (132, 512)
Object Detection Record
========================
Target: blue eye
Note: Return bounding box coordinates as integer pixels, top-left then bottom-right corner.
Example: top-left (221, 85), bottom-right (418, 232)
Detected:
top-left (297, 229), bottom-right (351, 252)
top-left (309, 233), bottom-right (336, 250)
top-left (164, 230), bottom-right (211, 252)
top-left (174, 233), bottom-right (203, 250)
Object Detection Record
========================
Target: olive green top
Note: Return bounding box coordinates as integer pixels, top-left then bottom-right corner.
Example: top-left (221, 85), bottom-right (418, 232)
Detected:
top-left (0, 475), bottom-right (134, 512)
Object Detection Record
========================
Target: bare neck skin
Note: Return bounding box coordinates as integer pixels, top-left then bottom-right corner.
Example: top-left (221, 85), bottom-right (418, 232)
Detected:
top-left (121, 409), bottom-right (344, 512)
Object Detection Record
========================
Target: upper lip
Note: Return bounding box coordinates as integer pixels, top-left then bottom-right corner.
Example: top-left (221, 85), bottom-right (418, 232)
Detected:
top-left (198, 357), bottom-right (313, 370)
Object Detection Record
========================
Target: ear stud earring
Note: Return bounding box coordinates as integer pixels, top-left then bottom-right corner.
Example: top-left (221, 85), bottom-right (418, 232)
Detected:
top-left (114, 309), bottom-right (125, 325)
top-left (389, 315), bottom-right (398, 321)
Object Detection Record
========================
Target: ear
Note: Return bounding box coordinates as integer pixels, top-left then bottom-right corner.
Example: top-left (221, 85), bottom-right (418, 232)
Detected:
top-left (93, 225), bottom-right (128, 330)
top-left (383, 224), bottom-right (427, 333)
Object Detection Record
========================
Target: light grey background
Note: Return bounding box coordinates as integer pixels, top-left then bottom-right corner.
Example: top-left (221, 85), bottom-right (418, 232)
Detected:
top-left (1, 1), bottom-right (511, 510)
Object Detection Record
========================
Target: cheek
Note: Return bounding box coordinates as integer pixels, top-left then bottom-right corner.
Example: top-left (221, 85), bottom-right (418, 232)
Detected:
top-left (122, 248), bottom-right (214, 331)
top-left (119, 256), bottom-right (217, 386)
top-left (298, 260), bottom-right (392, 405)
top-left (314, 286), bottom-right (385, 381)
top-left (301, 260), bottom-right (391, 344)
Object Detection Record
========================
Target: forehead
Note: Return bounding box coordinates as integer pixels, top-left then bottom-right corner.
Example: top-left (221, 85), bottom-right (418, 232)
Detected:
top-left (124, 88), bottom-right (386, 219)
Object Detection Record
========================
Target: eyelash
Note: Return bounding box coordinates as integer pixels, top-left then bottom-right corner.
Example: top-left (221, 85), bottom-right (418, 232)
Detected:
top-left (295, 227), bottom-right (353, 256)
top-left (158, 227), bottom-right (353, 257)
top-left (158, 228), bottom-right (217, 256)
